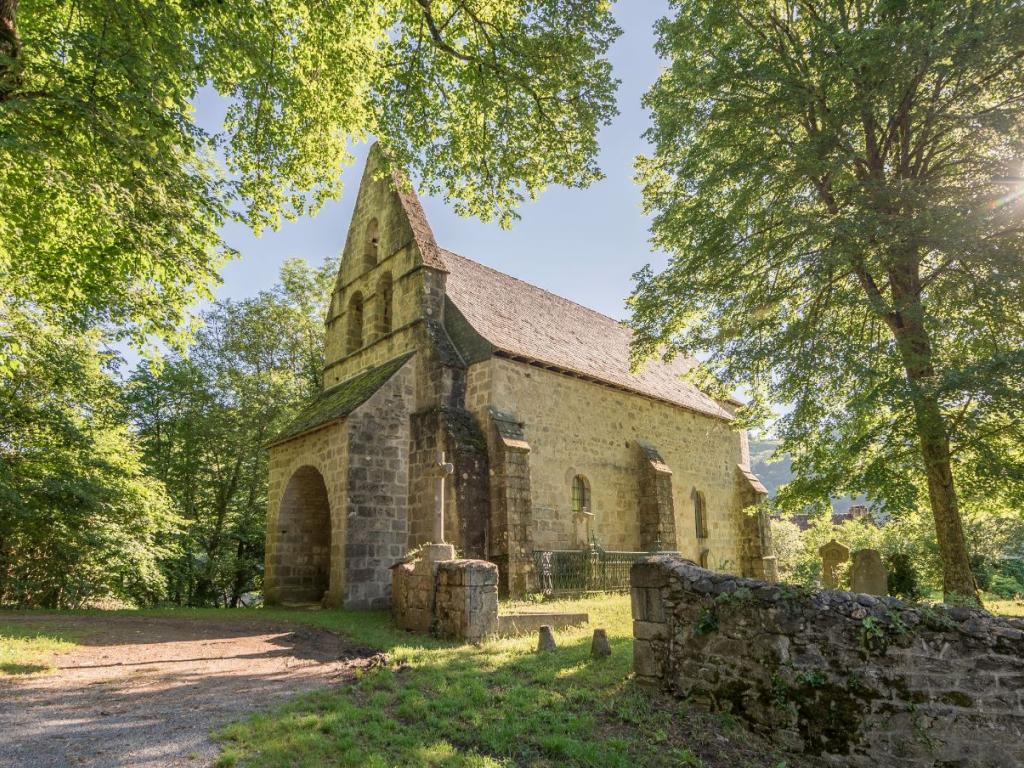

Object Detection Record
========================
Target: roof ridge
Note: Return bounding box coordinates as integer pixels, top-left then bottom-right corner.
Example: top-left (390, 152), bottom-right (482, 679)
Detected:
top-left (438, 248), bottom-right (628, 330)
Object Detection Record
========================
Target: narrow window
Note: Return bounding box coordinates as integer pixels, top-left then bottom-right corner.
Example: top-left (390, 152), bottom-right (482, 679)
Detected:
top-left (572, 475), bottom-right (590, 515)
top-left (699, 549), bottom-right (710, 569)
top-left (377, 272), bottom-right (393, 336)
top-left (693, 489), bottom-right (708, 540)
top-left (347, 291), bottom-right (364, 353)
top-left (364, 218), bottom-right (379, 269)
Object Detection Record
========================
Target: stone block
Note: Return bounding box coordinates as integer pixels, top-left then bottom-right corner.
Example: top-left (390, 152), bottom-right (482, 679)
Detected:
top-left (633, 639), bottom-right (661, 679)
top-left (633, 620), bottom-right (668, 641)
top-left (631, 561), bottom-right (669, 589)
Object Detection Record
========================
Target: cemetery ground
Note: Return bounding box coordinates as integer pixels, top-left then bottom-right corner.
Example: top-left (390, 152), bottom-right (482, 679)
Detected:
top-left (1, 595), bottom-right (807, 768)
top-left (3, 594), bottom-right (1021, 768)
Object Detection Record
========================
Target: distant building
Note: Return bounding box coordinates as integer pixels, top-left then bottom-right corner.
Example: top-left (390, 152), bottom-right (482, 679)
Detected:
top-left (786, 504), bottom-right (874, 532)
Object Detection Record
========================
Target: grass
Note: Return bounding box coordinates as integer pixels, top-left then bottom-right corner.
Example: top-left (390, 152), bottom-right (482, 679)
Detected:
top-left (196, 595), bottom-right (787, 768)
top-left (0, 623), bottom-right (79, 676)
top-left (922, 589), bottom-right (1024, 617)
top-left (981, 595), bottom-right (1024, 617)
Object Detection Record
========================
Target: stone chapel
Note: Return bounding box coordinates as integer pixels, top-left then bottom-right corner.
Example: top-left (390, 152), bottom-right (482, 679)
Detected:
top-left (263, 146), bottom-right (774, 609)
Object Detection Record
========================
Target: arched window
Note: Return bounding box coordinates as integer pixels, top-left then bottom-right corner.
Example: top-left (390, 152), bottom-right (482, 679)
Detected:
top-left (364, 218), bottom-right (379, 270)
top-left (571, 475), bottom-right (590, 515)
top-left (693, 489), bottom-right (708, 540)
top-left (376, 272), bottom-right (393, 336)
top-left (699, 549), bottom-right (710, 569)
top-left (347, 291), bottom-right (364, 353)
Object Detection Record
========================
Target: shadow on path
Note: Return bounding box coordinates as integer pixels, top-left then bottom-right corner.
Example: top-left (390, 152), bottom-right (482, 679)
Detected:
top-left (0, 615), bottom-right (377, 768)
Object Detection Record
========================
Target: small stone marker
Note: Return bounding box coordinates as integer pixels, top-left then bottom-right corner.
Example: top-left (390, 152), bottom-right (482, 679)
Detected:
top-left (818, 539), bottom-right (850, 590)
top-left (590, 628), bottom-right (611, 658)
top-left (850, 548), bottom-right (888, 596)
top-left (537, 624), bottom-right (556, 652)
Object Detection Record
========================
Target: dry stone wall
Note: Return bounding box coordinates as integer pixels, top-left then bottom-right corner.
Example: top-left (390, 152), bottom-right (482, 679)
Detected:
top-left (631, 556), bottom-right (1024, 767)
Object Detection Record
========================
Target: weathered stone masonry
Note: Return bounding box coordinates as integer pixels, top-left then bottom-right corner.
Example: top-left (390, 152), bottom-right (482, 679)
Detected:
top-left (631, 556), bottom-right (1024, 767)
top-left (266, 144), bottom-right (773, 610)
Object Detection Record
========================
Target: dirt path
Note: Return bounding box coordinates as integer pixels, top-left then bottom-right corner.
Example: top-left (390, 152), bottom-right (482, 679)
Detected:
top-left (0, 615), bottom-right (380, 768)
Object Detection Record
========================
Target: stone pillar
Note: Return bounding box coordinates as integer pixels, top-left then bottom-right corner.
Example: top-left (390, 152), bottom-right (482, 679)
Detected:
top-left (434, 559), bottom-right (499, 642)
top-left (818, 539), bottom-right (850, 590)
top-left (391, 543), bottom-right (455, 632)
top-left (636, 441), bottom-right (677, 551)
top-left (630, 559), bottom-right (670, 688)
top-left (850, 549), bottom-right (888, 595)
top-left (440, 407), bottom-right (491, 560)
top-left (488, 409), bottom-right (535, 597)
top-left (736, 465), bottom-right (772, 578)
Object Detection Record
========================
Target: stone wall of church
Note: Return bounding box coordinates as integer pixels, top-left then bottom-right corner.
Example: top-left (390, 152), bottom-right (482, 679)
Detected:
top-left (465, 356), bottom-right (754, 568)
top-left (266, 359), bottom-right (415, 609)
top-left (343, 361), bottom-right (415, 608)
top-left (265, 421), bottom-right (349, 608)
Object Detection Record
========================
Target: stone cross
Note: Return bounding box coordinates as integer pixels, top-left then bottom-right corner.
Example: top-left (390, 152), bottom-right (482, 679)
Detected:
top-left (434, 451), bottom-right (454, 543)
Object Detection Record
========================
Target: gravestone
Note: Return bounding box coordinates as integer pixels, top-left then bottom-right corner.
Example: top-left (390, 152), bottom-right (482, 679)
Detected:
top-left (818, 539), bottom-right (850, 590)
top-left (850, 549), bottom-right (888, 596)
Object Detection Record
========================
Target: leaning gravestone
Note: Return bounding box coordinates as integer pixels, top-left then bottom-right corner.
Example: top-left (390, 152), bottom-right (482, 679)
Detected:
top-left (850, 549), bottom-right (888, 596)
top-left (818, 539), bottom-right (850, 590)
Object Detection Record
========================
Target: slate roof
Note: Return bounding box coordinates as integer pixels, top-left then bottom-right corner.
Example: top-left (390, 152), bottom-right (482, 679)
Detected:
top-left (267, 353), bottom-right (412, 446)
top-left (439, 249), bottom-right (733, 421)
top-left (392, 170), bottom-right (447, 271)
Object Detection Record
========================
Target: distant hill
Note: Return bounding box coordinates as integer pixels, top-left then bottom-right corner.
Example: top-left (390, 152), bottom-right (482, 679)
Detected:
top-left (749, 438), bottom-right (790, 499)
top-left (749, 438), bottom-right (862, 514)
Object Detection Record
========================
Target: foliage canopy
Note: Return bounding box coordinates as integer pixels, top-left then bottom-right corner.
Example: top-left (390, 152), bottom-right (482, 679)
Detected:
top-left (127, 257), bottom-right (335, 607)
top-left (0, 0), bottom-right (619, 360)
top-left (0, 301), bottom-right (177, 608)
top-left (631, 0), bottom-right (1024, 600)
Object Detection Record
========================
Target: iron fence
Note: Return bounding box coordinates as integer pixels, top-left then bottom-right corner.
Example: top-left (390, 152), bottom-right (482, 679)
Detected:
top-left (533, 546), bottom-right (677, 595)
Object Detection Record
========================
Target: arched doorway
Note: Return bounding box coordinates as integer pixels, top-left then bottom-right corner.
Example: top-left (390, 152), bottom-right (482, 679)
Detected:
top-left (276, 466), bottom-right (332, 603)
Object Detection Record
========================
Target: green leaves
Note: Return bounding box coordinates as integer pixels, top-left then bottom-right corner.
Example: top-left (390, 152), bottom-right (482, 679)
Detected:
top-left (0, 302), bottom-right (178, 608)
top-left (126, 257), bottom-right (336, 607)
top-left (632, 1), bottom-right (1024, 527)
top-left (2, 1), bottom-right (619, 356)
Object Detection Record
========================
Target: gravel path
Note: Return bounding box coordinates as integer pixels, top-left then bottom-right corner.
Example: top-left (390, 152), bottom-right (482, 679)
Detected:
top-left (0, 615), bottom-right (380, 768)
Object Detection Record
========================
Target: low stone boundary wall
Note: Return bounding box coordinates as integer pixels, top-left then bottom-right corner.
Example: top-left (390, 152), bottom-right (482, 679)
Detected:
top-left (631, 555), bottom-right (1024, 767)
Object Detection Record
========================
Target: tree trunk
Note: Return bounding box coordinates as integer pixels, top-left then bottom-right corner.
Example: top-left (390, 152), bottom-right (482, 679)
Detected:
top-left (886, 258), bottom-right (979, 604)
top-left (0, 0), bottom-right (21, 101)
top-left (911, 392), bottom-right (977, 602)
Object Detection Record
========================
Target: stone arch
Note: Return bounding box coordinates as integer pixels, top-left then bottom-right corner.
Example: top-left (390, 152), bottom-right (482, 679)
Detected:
top-left (571, 474), bottom-right (591, 515)
top-left (364, 218), bottom-right (379, 269)
top-left (275, 465), bottom-right (332, 604)
top-left (347, 291), bottom-right (364, 353)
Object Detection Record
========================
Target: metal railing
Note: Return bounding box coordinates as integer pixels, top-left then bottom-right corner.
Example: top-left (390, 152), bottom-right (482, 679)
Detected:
top-left (533, 545), bottom-right (677, 595)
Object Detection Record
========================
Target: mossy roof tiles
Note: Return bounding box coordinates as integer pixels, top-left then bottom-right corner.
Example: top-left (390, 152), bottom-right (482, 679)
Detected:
top-left (268, 353), bottom-right (412, 446)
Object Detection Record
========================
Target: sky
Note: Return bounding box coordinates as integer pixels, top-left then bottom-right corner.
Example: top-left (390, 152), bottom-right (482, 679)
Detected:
top-left (205, 2), bottom-right (672, 322)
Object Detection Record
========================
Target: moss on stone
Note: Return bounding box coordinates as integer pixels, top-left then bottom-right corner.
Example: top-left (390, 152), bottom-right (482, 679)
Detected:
top-left (941, 690), bottom-right (974, 708)
top-left (269, 353), bottom-right (413, 445)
